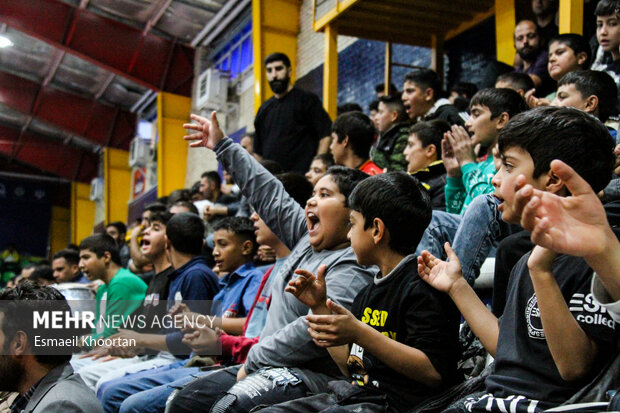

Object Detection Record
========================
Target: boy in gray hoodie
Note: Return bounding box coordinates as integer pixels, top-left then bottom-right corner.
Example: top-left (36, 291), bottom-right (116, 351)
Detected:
top-left (164, 112), bottom-right (375, 412)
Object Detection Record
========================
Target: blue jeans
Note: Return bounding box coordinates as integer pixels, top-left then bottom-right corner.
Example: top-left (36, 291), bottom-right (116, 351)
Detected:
top-left (416, 194), bottom-right (519, 284)
top-left (98, 360), bottom-right (206, 413)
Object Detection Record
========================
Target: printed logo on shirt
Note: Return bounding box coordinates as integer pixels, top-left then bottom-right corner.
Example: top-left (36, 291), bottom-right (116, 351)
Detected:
top-left (570, 293), bottom-right (616, 329)
top-left (360, 307), bottom-right (396, 339)
top-left (464, 393), bottom-right (541, 413)
top-left (143, 293), bottom-right (160, 307)
top-left (347, 343), bottom-right (378, 388)
top-left (525, 294), bottom-right (544, 340)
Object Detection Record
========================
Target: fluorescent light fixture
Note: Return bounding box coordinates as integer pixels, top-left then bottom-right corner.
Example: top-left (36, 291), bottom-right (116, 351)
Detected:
top-left (0, 35), bottom-right (13, 48)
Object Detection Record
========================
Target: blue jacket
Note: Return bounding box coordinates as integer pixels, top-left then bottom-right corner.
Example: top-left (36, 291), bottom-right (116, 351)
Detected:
top-left (213, 262), bottom-right (263, 318)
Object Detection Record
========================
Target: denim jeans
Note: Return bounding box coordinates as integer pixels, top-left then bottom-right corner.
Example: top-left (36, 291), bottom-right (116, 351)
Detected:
top-left (98, 360), bottom-right (205, 413)
top-left (416, 194), bottom-right (520, 284)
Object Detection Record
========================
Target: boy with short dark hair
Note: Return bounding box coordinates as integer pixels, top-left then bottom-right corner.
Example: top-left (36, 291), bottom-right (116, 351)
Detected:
top-left (552, 69), bottom-right (618, 123)
top-left (267, 172), bottom-right (460, 412)
top-left (330, 111), bottom-right (383, 175)
top-left (405, 120), bottom-right (451, 210)
top-left (78, 234), bottom-right (147, 341)
top-left (402, 68), bottom-right (464, 126)
top-left (444, 88), bottom-right (528, 215)
top-left (419, 106), bottom-right (617, 412)
top-left (371, 95), bottom-right (410, 171)
top-left (211, 217), bottom-right (263, 335)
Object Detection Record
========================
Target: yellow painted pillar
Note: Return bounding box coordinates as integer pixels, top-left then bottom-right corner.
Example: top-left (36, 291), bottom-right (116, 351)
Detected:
top-left (559, 0), bottom-right (583, 34)
top-left (495, 0), bottom-right (516, 65)
top-left (252, 0), bottom-right (301, 113)
top-left (103, 147), bottom-right (131, 224)
top-left (157, 92), bottom-right (191, 198)
top-left (49, 206), bottom-right (70, 257)
top-left (323, 24), bottom-right (338, 119)
top-left (384, 42), bottom-right (392, 96)
top-left (70, 182), bottom-right (96, 244)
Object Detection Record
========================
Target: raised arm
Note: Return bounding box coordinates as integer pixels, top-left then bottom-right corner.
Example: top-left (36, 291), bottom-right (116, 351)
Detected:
top-left (418, 243), bottom-right (499, 356)
top-left (184, 113), bottom-right (307, 249)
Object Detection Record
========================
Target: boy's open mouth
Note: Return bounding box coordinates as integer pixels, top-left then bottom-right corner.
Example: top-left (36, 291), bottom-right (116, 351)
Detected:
top-left (141, 238), bottom-right (151, 253)
top-left (306, 211), bottom-right (321, 236)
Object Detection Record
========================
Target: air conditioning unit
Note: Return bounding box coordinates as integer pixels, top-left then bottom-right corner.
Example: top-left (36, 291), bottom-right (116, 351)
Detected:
top-left (196, 68), bottom-right (228, 110)
top-left (90, 177), bottom-right (103, 202)
top-left (129, 137), bottom-right (150, 167)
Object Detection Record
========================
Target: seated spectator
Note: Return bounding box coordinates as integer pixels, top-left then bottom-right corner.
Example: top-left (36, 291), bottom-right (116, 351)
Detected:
top-left (105, 222), bottom-right (129, 268)
top-left (267, 172), bottom-right (460, 412)
top-left (330, 112), bottom-right (383, 175)
top-left (211, 217), bottom-right (263, 334)
top-left (551, 70), bottom-right (618, 124)
top-left (166, 189), bottom-right (192, 206)
top-left (444, 88), bottom-right (528, 215)
top-left (419, 106), bottom-right (617, 412)
top-left (52, 249), bottom-right (89, 284)
top-left (514, 159), bottom-right (620, 322)
top-left (591, 0), bottom-right (620, 89)
top-left (402, 69), bottom-right (465, 125)
top-left (129, 202), bottom-right (167, 276)
top-left (173, 112), bottom-right (374, 411)
top-left (514, 20), bottom-right (556, 96)
top-left (601, 143), bottom-right (620, 203)
top-left (74, 210), bottom-right (175, 390)
top-left (526, 34), bottom-right (592, 106)
top-left (495, 71), bottom-right (536, 96)
top-left (77, 234), bottom-right (147, 342)
top-left (305, 153), bottom-right (334, 186)
top-left (368, 99), bottom-right (380, 130)
top-left (28, 265), bottom-right (55, 286)
top-left (405, 120), bottom-right (451, 210)
top-left (0, 282), bottom-right (104, 412)
top-left (239, 132), bottom-right (254, 154)
top-left (371, 95), bottom-right (410, 171)
top-left (189, 181), bottom-right (203, 201)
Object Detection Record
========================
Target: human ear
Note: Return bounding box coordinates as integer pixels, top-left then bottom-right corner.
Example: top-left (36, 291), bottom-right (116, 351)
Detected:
top-left (241, 240), bottom-right (254, 256)
top-left (576, 51), bottom-right (588, 66)
top-left (343, 136), bottom-right (350, 148)
top-left (544, 169), bottom-right (566, 195)
top-left (584, 95), bottom-right (599, 114)
top-left (424, 88), bottom-right (434, 102)
top-left (12, 331), bottom-right (27, 356)
top-left (372, 218), bottom-right (386, 245)
top-left (496, 112), bottom-right (510, 130)
top-left (426, 144), bottom-right (437, 161)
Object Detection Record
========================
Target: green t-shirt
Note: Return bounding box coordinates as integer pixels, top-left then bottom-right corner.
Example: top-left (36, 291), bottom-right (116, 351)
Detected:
top-left (92, 268), bottom-right (147, 340)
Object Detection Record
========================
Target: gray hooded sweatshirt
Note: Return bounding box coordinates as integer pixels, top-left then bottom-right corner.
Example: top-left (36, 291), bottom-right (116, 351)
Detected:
top-left (214, 137), bottom-right (375, 383)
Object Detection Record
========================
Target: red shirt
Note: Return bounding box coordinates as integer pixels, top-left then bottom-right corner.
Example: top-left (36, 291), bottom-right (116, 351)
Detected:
top-left (358, 160), bottom-right (384, 176)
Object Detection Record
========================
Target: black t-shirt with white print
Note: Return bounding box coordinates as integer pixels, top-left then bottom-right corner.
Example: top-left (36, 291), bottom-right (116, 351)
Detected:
top-left (347, 255), bottom-right (461, 411)
top-left (479, 252), bottom-right (617, 412)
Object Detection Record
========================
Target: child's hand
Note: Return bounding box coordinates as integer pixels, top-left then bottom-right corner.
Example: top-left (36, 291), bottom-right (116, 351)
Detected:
top-left (417, 242), bottom-right (464, 295)
top-left (446, 125), bottom-right (476, 166)
top-left (527, 246), bottom-right (557, 278)
top-left (305, 299), bottom-right (361, 347)
top-left (182, 325), bottom-right (221, 354)
top-left (442, 135), bottom-right (461, 178)
top-left (524, 89), bottom-right (550, 109)
top-left (286, 265), bottom-right (328, 312)
top-left (515, 160), bottom-right (612, 258)
top-left (183, 112), bottom-right (225, 149)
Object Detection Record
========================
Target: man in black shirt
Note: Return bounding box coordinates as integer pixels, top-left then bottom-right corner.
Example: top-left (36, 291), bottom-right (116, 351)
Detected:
top-left (254, 52), bottom-right (332, 173)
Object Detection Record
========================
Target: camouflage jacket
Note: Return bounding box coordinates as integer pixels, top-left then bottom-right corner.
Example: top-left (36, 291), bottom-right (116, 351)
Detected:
top-left (371, 123), bottom-right (410, 172)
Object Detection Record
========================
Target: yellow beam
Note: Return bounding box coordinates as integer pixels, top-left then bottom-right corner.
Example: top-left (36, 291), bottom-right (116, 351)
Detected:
top-left (495, 0), bottom-right (516, 65)
top-left (49, 206), bottom-right (70, 257)
top-left (253, 0), bottom-right (301, 113)
top-left (103, 147), bottom-right (131, 224)
top-left (323, 24), bottom-right (338, 119)
top-left (157, 92), bottom-right (191, 198)
top-left (559, 0), bottom-right (583, 34)
top-left (312, 0), bottom-right (360, 32)
top-left (71, 182), bottom-right (95, 244)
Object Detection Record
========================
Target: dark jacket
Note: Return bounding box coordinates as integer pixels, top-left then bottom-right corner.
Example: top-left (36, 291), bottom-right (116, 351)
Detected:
top-left (411, 160), bottom-right (447, 210)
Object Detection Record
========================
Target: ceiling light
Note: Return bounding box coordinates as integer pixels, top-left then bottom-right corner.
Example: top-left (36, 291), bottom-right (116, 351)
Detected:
top-left (0, 36), bottom-right (13, 48)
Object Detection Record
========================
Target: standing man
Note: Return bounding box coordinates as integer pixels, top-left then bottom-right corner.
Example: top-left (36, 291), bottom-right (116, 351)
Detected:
top-left (514, 20), bottom-right (555, 96)
top-left (253, 52), bottom-right (332, 173)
